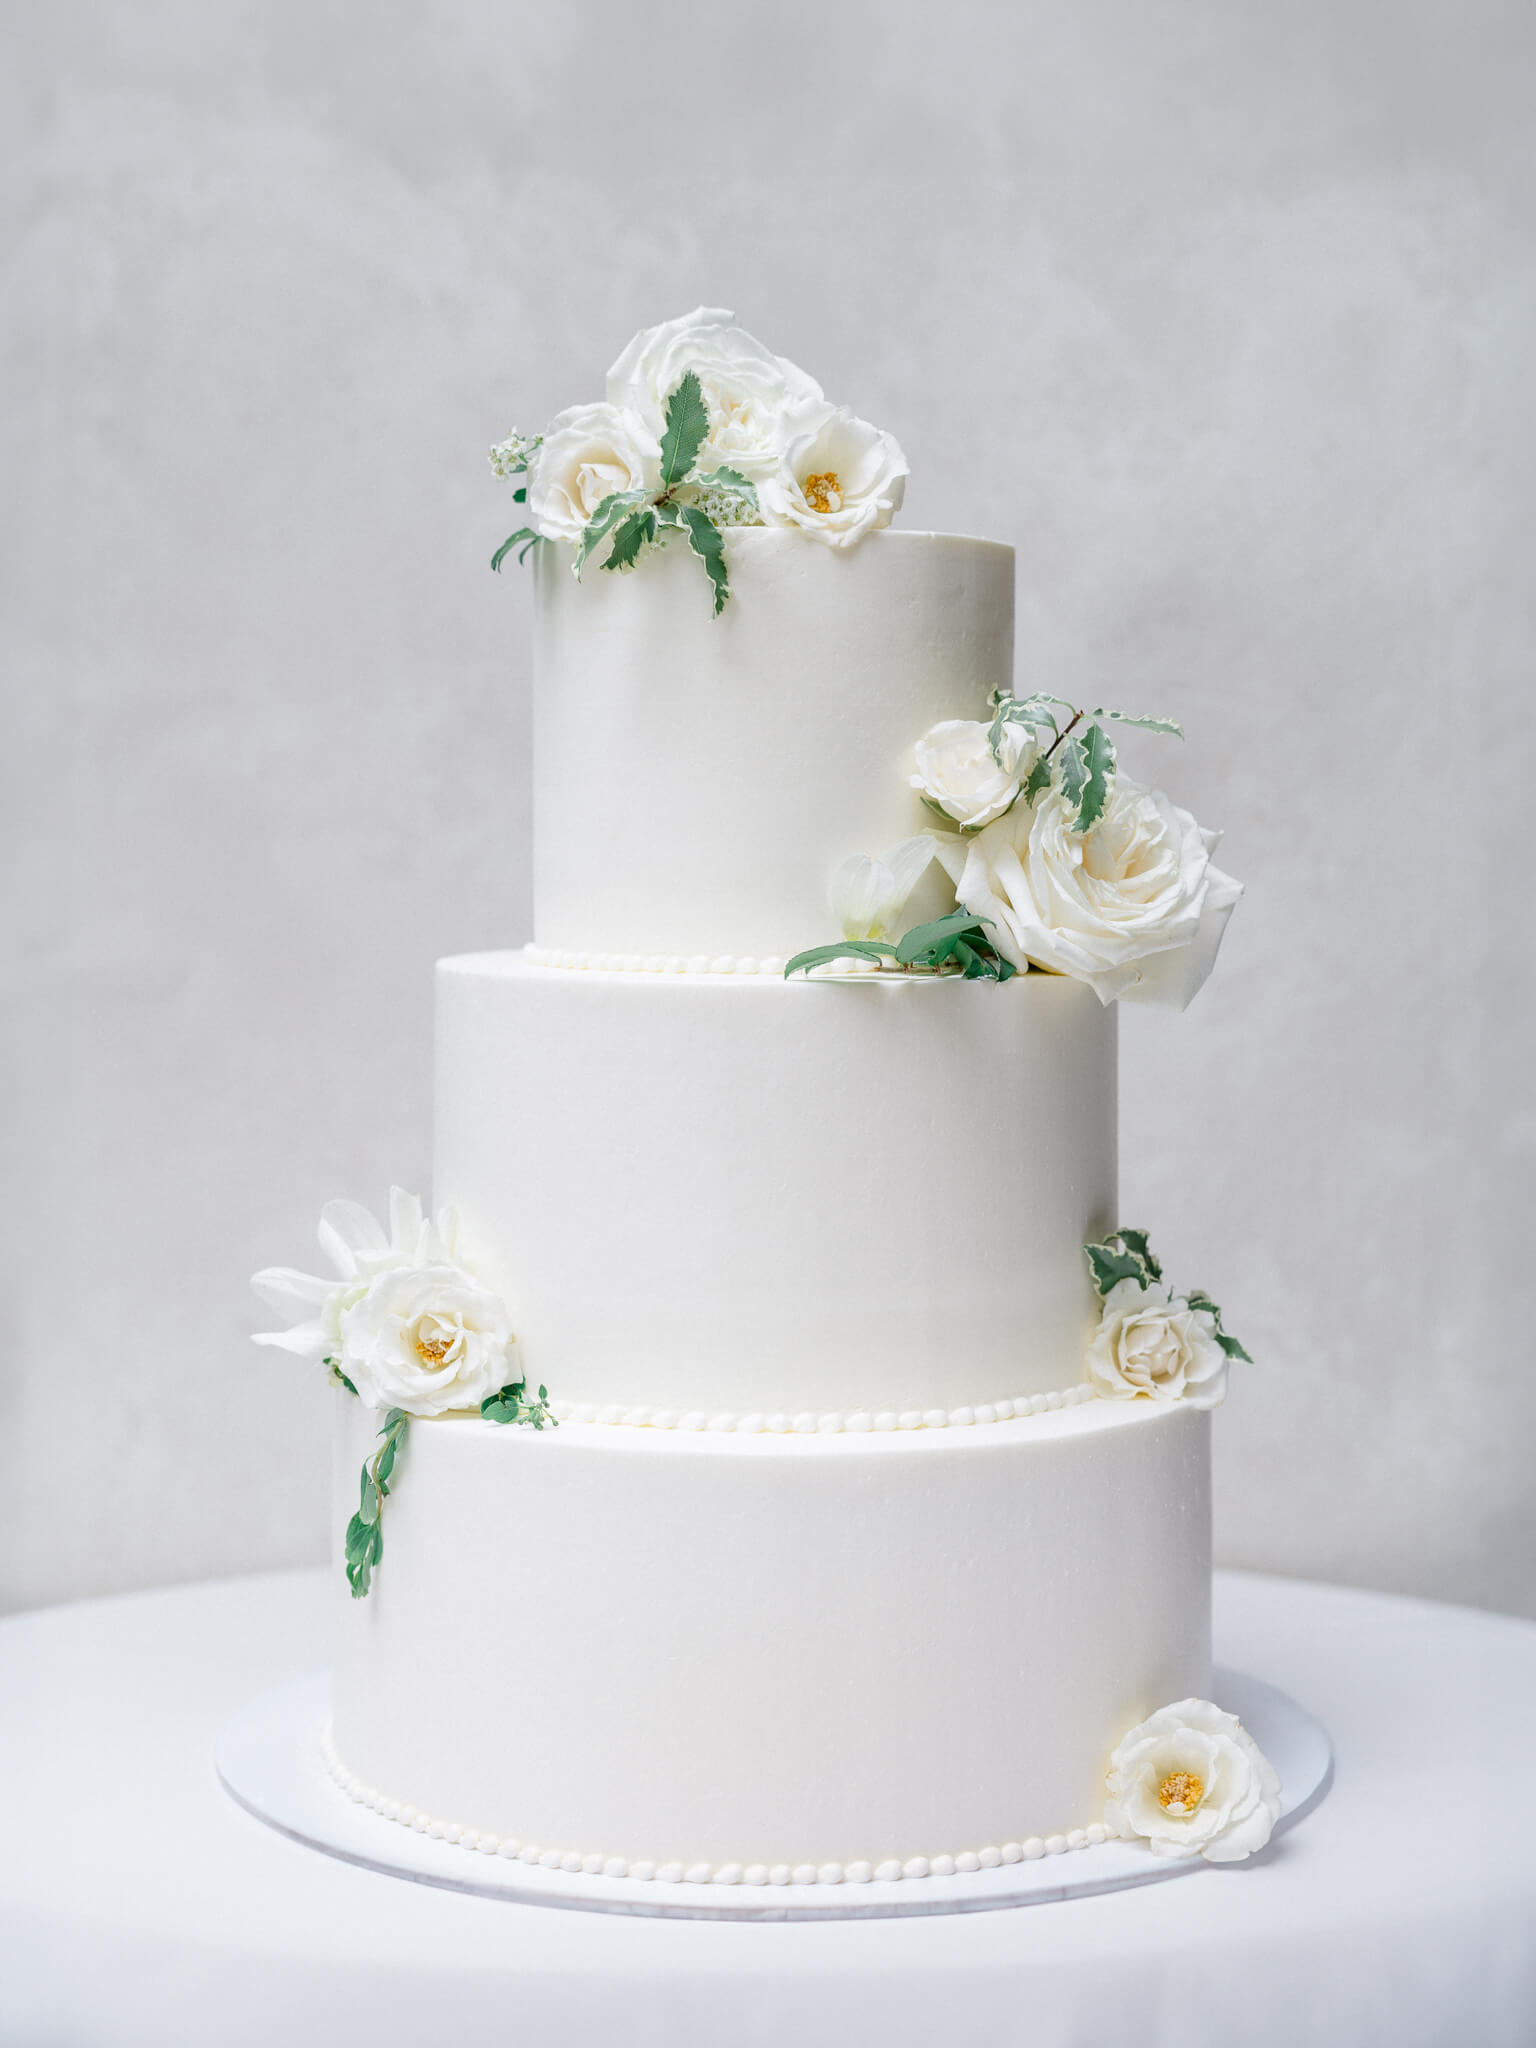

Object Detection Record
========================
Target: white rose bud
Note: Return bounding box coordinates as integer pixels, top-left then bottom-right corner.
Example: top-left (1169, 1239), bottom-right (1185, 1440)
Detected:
top-left (759, 404), bottom-right (908, 548)
top-left (1106, 1699), bottom-right (1281, 1862)
top-left (340, 1264), bottom-right (517, 1417)
top-left (936, 775), bottom-right (1242, 1008)
top-left (525, 402), bottom-right (660, 545)
top-left (606, 307), bottom-right (824, 483)
top-left (829, 835), bottom-right (941, 941)
top-left (1087, 1278), bottom-right (1229, 1408)
top-left (911, 719), bottom-right (1033, 830)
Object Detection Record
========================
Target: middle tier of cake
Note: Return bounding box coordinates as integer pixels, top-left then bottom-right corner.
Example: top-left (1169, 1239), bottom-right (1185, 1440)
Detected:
top-left (436, 952), bottom-right (1116, 1419)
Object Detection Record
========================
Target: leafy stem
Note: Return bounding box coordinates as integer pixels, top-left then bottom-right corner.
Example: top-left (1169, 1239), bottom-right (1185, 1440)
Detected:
top-left (344, 1408), bottom-right (409, 1600)
top-left (786, 909), bottom-right (1018, 983)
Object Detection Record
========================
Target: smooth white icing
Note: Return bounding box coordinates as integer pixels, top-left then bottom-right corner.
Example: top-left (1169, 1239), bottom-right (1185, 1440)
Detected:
top-left (321, 1722), bottom-right (1115, 1883)
top-left (531, 529), bottom-right (1014, 962)
top-left (330, 1393), bottom-right (1210, 1872)
top-left (435, 953), bottom-right (1117, 1416)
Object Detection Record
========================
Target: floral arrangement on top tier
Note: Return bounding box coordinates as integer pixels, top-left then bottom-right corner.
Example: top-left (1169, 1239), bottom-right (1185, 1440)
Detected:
top-left (489, 307), bottom-right (908, 615)
top-left (788, 689), bottom-right (1242, 1008)
top-left (251, 1189), bottom-right (552, 1598)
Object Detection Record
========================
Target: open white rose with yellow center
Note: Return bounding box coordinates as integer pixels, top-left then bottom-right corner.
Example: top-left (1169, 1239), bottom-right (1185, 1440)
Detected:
top-left (759, 404), bottom-right (908, 547)
top-left (1088, 1277), bottom-right (1230, 1408)
top-left (524, 401), bottom-right (661, 544)
top-left (936, 776), bottom-right (1241, 1007)
top-left (1106, 1699), bottom-right (1281, 1861)
top-left (252, 1188), bottom-right (460, 1367)
top-left (338, 1264), bottom-right (516, 1416)
top-left (911, 719), bottom-right (1035, 831)
top-left (606, 306), bottom-right (824, 485)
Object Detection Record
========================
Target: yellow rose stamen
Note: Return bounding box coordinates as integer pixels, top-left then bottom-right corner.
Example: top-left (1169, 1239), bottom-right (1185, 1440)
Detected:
top-left (415, 1334), bottom-right (453, 1364)
top-left (1157, 1770), bottom-right (1204, 1815)
top-left (802, 471), bottom-right (841, 515)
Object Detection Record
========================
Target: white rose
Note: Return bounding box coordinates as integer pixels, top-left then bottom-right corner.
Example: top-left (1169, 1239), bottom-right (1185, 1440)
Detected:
top-left (252, 1189), bottom-right (459, 1365)
top-left (1087, 1278), bottom-right (1229, 1408)
top-left (524, 402), bottom-right (661, 544)
top-left (606, 306), bottom-right (824, 483)
top-left (911, 719), bottom-right (1034, 830)
top-left (1105, 1698), bottom-right (1281, 1862)
top-left (936, 775), bottom-right (1242, 1007)
top-left (759, 404), bottom-right (908, 548)
top-left (340, 1264), bottom-right (516, 1417)
top-left (829, 834), bottom-right (942, 941)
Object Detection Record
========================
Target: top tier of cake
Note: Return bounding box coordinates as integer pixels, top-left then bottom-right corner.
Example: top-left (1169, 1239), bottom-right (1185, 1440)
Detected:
top-left (531, 529), bottom-right (1014, 961)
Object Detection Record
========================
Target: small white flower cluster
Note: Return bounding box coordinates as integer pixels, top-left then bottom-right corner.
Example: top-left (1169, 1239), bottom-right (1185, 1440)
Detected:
top-left (513, 308), bottom-right (908, 551)
top-left (252, 1189), bottom-right (518, 1417)
top-left (1106, 1699), bottom-right (1281, 1862)
top-left (488, 430), bottom-right (540, 479)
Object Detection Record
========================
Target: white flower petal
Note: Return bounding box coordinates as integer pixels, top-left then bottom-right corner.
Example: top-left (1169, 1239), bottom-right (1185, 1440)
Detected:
top-left (250, 1266), bottom-right (334, 1321)
top-left (318, 1199), bottom-right (389, 1277)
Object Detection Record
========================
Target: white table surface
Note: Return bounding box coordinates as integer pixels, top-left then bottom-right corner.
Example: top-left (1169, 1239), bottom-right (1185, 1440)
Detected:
top-left (1, 1569), bottom-right (1533, 2048)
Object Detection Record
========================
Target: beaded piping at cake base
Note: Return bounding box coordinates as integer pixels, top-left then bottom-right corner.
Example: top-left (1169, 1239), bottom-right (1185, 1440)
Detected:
top-left (549, 1385), bottom-right (1097, 1433)
top-left (524, 944), bottom-right (787, 976)
top-left (321, 1724), bottom-right (1112, 1886)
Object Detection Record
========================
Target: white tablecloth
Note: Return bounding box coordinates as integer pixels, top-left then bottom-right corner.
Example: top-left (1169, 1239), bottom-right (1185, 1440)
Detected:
top-left (1, 1567), bottom-right (1533, 2046)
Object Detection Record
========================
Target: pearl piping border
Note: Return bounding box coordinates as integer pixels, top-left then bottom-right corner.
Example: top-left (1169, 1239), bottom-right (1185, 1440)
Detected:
top-left (321, 1724), bottom-right (1112, 1885)
top-left (548, 1384), bottom-right (1097, 1434)
top-left (524, 944), bottom-right (788, 977)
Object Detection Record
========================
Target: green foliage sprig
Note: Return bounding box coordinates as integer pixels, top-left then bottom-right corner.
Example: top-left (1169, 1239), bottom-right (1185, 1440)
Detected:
top-left (326, 1356), bottom-right (359, 1398)
top-left (480, 1376), bottom-right (557, 1428)
top-left (987, 692), bottom-right (1183, 834)
top-left (786, 909), bottom-right (1018, 983)
top-left (344, 1408), bottom-right (409, 1600)
top-left (489, 429), bottom-right (547, 572)
top-left (489, 380), bottom-right (759, 613)
top-left (1083, 1230), bottom-right (1253, 1363)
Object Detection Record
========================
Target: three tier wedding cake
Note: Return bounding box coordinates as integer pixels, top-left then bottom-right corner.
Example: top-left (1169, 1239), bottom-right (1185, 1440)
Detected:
top-left (252, 310), bottom-right (1280, 1890)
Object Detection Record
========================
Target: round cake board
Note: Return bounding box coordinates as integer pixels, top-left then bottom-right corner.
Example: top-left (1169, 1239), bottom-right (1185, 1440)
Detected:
top-left (215, 1666), bottom-right (1331, 1922)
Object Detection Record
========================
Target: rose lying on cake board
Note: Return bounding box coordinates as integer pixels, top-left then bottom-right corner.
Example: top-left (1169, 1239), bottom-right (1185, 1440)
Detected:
top-left (246, 307), bottom-right (1286, 1883)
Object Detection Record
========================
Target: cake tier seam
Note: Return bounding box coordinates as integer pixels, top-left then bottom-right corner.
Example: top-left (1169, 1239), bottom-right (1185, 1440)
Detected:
top-left (321, 1723), bottom-right (1113, 1885)
top-left (550, 1384), bottom-right (1097, 1432)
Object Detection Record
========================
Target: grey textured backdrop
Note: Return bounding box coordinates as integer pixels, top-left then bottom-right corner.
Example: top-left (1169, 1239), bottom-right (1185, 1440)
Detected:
top-left (5, 1), bottom-right (1533, 1616)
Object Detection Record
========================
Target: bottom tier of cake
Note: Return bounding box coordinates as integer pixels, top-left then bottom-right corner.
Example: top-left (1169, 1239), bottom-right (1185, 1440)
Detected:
top-left (330, 1394), bottom-right (1210, 1880)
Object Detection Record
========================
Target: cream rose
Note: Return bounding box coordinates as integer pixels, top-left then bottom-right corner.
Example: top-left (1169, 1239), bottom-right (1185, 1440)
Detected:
top-left (1105, 1699), bottom-right (1281, 1862)
top-left (252, 1189), bottom-right (459, 1365)
top-left (1087, 1278), bottom-right (1229, 1408)
top-left (911, 719), bottom-right (1034, 830)
top-left (524, 401), bottom-right (661, 544)
top-left (606, 307), bottom-right (824, 483)
top-left (936, 776), bottom-right (1241, 1007)
top-left (759, 404), bottom-right (908, 547)
top-left (339, 1264), bottom-right (516, 1416)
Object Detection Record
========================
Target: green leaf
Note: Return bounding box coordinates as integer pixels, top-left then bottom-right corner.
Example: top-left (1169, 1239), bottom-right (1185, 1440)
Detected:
top-left (1072, 721), bottom-right (1116, 831)
top-left (893, 909), bottom-right (987, 964)
top-left (326, 1360), bottom-right (359, 1398)
top-left (693, 465), bottom-right (760, 513)
top-left (1115, 1228), bottom-right (1163, 1281)
top-left (1084, 1237), bottom-right (1158, 1297)
top-left (784, 939), bottom-right (897, 977)
top-left (987, 691), bottom-right (1070, 763)
top-left (601, 507), bottom-right (658, 574)
top-left (491, 526), bottom-right (543, 573)
top-left (1022, 755), bottom-right (1053, 806)
top-left (512, 486), bottom-right (527, 504)
top-left (1184, 1289), bottom-right (1253, 1363)
top-left (678, 504), bottom-right (729, 615)
top-left (1095, 708), bottom-right (1184, 737)
top-left (574, 490), bottom-right (650, 577)
top-left (658, 371), bottom-right (710, 487)
top-left (479, 1378), bottom-right (557, 1429)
